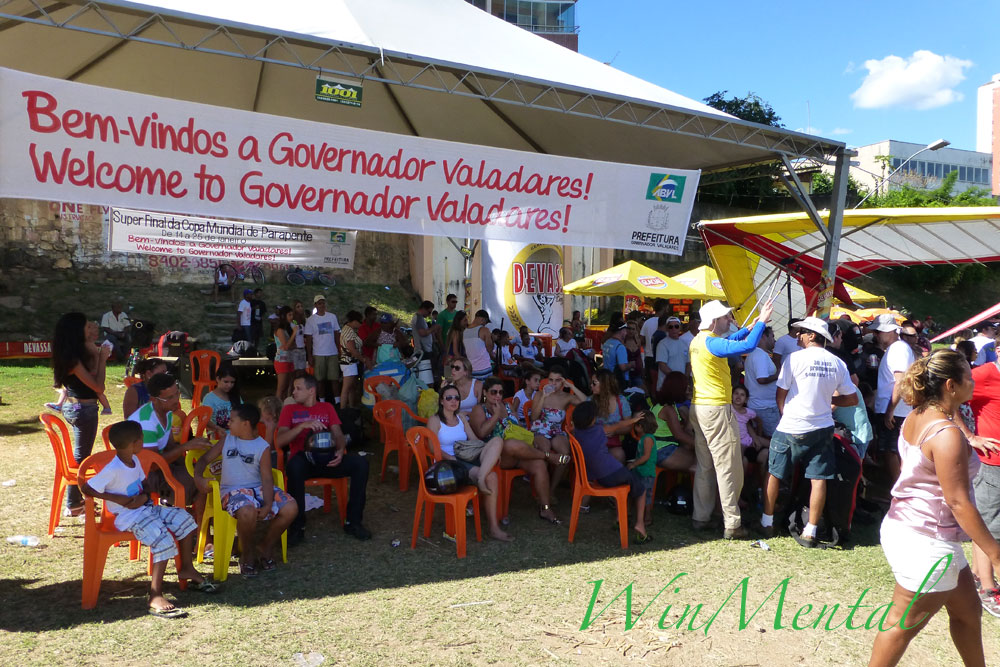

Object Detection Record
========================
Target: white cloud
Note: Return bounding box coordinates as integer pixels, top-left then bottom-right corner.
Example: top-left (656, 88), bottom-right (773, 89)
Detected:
top-left (851, 50), bottom-right (971, 110)
top-left (795, 126), bottom-right (821, 135)
top-left (831, 127), bottom-right (852, 135)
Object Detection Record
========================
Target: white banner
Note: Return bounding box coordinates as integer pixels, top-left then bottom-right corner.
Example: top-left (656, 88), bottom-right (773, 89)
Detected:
top-left (109, 207), bottom-right (357, 269)
top-left (0, 67), bottom-right (698, 255)
top-left (482, 241), bottom-right (564, 336)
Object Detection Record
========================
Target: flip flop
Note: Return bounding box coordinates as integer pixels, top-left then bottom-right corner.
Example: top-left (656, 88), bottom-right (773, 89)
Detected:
top-left (634, 532), bottom-right (654, 545)
top-left (44, 402), bottom-right (62, 413)
top-left (539, 505), bottom-right (562, 525)
top-left (189, 578), bottom-right (220, 592)
top-left (149, 605), bottom-right (187, 619)
top-left (259, 557), bottom-right (276, 573)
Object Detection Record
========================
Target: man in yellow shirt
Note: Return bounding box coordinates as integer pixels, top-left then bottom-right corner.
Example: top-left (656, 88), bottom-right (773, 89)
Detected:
top-left (689, 299), bottom-right (773, 539)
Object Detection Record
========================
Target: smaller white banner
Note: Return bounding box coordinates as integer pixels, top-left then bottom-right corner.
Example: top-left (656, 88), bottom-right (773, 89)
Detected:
top-left (108, 207), bottom-right (357, 269)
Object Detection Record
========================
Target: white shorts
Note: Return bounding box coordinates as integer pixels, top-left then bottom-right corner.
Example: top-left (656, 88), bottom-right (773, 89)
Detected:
top-left (880, 518), bottom-right (967, 593)
top-left (340, 362), bottom-right (359, 377)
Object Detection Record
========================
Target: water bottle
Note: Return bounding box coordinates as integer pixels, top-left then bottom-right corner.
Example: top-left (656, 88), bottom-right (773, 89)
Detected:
top-left (7, 535), bottom-right (40, 547)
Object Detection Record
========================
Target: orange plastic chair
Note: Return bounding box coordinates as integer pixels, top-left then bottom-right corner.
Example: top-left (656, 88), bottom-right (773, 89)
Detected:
top-left (273, 447), bottom-right (347, 523)
top-left (372, 400), bottom-right (426, 491)
top-left (522, 400), bottom-right (533, 425)
top-left (100, 424), bottom-right (114, 451)
top-left (364, 375), bottom-right (401, 404)
top-left (405, 426), bottom-right (481, 558)
top-left (78, 449), bottom-right (189, 609)
top-left (40, 413), bottom-right (84, 536)
top-left (179, 405), bottom-right (213, 444)
top-left (189, 350), bottom-right (221, 408)
top-left (497, 344), bottom-right (522, 392)
top-left (567, 433), bottom-right (629, 549)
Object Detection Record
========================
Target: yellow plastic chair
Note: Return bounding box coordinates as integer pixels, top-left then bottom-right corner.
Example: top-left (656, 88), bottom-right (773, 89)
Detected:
top-left (185, 450), bottom-right (288, 582)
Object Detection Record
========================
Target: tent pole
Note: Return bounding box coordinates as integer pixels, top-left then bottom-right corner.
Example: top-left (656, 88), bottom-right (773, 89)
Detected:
top-left (816, 148), bottom-right (851, 318)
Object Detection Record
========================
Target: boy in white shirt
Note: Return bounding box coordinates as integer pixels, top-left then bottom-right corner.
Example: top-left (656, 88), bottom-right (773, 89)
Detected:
top-left (81, 420), bottom-right (217, 618)
top-left (237, 289), bottom-right (253, 343)
top-left (195, 404), bottom-right (297, 578)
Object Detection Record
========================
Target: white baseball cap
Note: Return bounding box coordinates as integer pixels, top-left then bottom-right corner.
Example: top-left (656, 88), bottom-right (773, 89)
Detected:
top-left (698, 300), bottom-right (733, 330)
top-left (792, 316), bottom-right (833, 343)
top-left (870, 313), bottom-right (900, 333)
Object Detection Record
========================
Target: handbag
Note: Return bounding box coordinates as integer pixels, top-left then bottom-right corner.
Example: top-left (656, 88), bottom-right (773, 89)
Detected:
top-left (503, 422), bottom-right (536, 445)
top-left (453, 438), bottom-right (487, 463)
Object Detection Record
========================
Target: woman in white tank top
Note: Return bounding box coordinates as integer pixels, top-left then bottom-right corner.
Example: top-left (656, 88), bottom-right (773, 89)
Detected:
top-left (426, 384), bottom-right (512, 542)
top-left (447, 357), bottom-right (482, 414)
top-left (463, 323), bottom-right (493, 378)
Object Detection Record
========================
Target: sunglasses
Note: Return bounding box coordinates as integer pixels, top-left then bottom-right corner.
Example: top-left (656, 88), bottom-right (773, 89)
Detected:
top-left (442, 395), bottom-right (460, 401)
top-left (666, 324), bottom-right (680, 330)
top-left (450, 364), bottom-right (464, 370)
top-left (487, 389), bottom-right (503, 395)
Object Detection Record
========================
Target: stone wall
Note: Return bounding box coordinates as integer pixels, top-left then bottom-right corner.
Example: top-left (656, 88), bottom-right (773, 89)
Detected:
top-left (0, 198), bottom-right (412, 287)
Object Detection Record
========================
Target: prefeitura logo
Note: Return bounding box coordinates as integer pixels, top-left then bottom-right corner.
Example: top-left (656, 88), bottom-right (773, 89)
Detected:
top-left (646, 174), bottom-right (687, 203)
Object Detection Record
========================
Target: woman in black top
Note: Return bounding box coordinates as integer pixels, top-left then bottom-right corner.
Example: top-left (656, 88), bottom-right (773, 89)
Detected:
top-left (52, 312), bottom-right (110, 515)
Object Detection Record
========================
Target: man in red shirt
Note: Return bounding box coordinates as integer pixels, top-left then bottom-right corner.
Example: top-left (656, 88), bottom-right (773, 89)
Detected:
top-left (357, 306), bottom-right (379, 362)
top-left (276, 374), bottom-right (371, 545)
top-left (967, 360), bottom-right (1000, 617)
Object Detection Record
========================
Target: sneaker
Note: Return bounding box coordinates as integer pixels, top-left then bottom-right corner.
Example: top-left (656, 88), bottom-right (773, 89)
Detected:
top-left (723, 525), bottom-right (749, 540)
top-left (344, 522), bottom-right (372, 541)
top-left (791, 529), bottom-right (825, 549)
top-left (752, 521), bottom-right (775, 539)
top-left (978, 587), bottom-right (1000, 618)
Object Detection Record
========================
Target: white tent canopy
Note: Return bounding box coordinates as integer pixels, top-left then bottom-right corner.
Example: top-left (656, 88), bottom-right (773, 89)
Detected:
top-left (0, 0), bottom-right (843, 171)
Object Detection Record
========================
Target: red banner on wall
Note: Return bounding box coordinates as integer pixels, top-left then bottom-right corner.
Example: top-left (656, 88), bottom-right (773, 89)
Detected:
top-left (0, 341), bottom-right (52, 359)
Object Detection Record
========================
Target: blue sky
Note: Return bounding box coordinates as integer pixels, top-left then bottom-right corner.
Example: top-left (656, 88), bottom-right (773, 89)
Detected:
top-left (577, 1), bottom-right (1000, 152)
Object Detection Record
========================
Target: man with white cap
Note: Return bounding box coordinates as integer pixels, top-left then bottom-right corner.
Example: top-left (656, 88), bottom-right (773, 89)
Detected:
top-left (689, 298), bottom-right (773, 539)
top-left (304, 294), bottom-right (341, 403)
top-left (970, 321), bottom-right (998, 367)
top-left (655, 315), bottom-right (690, 390)
top-left (756, 317), bottom-right (858, 547)
top-left (872, 313), bottom-right (915, 482)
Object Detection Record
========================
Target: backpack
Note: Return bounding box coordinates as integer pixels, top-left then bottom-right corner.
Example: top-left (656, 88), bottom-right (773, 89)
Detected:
top-left (784, 430), bottom-right (862, 546)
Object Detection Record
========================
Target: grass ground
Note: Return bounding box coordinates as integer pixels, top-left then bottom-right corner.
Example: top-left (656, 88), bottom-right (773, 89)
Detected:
top-left (2, 363), bottom-right (999, 666)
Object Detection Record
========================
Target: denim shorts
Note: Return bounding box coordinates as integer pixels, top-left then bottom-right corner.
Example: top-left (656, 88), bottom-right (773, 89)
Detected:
top-left (768, 426), bottom-right (835, 481)
top-left (973, 463), bottom-right (1000, 538)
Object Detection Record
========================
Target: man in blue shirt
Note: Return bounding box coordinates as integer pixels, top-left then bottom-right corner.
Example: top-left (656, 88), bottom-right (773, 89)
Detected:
top-left (602, 322), bottom-right (631, 388)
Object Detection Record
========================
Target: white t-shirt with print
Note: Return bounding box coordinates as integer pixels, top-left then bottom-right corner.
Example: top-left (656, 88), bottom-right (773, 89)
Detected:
top-left (219, 434), bottom-right (270, 496)
top-left (304, 312), bottom-right (341, 356)
top-left (238, 299), bottom-right (252, 326)
top-left (775, 346), bottom-right (855, 435)
top-left (744, 347), bottom-right (778, 411)
top-left (86, 455), bottom-right (148, 530)
top-left (875, 339), bottom-right (916, 417)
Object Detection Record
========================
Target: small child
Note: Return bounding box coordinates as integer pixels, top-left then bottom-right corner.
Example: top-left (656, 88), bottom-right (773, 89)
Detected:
top-left (626, 412), bottom-right (660, 528)
top-left (257, 395), bottom-right (283, 446)
top-left (572, 402), bottom-right (650, 543)
top-left (201, 364), bottom-right (242, 439)
top-left (496, 331), bottom-right (519, 375)
top-left (195, 404), bottom-right (298, 578)
top-left (512, 368), bottom-right (542, 416)
top-left (731, 386), bottom-right (769, 499)
top-left (80, 420), bottom-right (217, 618)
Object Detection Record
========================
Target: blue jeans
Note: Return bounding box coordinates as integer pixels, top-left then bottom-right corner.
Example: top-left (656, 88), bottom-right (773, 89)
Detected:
top-left (62, 402), bottom-right (99, 508)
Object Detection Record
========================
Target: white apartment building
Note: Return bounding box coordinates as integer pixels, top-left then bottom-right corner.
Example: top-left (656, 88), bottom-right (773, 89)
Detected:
top-left (850, 139), bottom-right (992, 196)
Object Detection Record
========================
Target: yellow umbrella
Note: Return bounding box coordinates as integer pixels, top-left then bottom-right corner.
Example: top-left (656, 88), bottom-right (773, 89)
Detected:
top-left (563, 260), bottom-right (702, 298)
top-left (669, 265), bottom-right (726, 300)
top-left (837, 282), bottom-right (886, 307)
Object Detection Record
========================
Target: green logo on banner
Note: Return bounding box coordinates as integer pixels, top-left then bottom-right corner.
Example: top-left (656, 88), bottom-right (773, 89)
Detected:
top-left (316, 78), bottom-right (363, 107)
top-left (330, 231), bottom-right (347, 243)
top-left (646, 173), bottom-right (686, 202)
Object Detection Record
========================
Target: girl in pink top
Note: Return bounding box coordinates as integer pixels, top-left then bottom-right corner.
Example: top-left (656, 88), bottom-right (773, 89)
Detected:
top-left (870, 349), bottom-right (1000, 667)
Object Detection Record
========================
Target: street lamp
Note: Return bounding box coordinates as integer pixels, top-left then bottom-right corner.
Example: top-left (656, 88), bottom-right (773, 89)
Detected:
top-left (854, 139), bottom-right (950, 207)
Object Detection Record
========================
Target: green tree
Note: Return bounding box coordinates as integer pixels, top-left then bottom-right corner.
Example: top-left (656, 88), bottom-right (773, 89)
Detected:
top-left (699, 91), bottom-right (783, 204)
top-left (810, 171), bottom-right (867, 199)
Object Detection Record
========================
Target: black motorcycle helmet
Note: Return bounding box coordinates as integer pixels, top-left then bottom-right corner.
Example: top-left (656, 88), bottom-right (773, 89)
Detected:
top-left (424, 460), bottom-right (469, 494)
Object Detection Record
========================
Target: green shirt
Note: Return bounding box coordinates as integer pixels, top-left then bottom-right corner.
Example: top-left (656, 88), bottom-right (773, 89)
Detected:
top-left (129, 402), bottom-right (172, 451)
top-left (634, 434), bottom-right (659, 478)
top-left (437, 308), bottom-right (458, 342)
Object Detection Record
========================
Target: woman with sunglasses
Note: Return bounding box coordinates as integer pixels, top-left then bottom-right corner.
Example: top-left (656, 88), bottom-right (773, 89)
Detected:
top-left (448, 357), bottom-right (483, 415)
top-left (530, 365), bottom-right (586, 497)
top-left (427, 385), bottom-right (512, 542)
top-left (470, 377), bottom-right (562, 524)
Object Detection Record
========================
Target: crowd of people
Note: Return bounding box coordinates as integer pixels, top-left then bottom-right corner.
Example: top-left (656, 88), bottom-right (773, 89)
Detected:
top-left (44, 290), bottom-right (1000, 662)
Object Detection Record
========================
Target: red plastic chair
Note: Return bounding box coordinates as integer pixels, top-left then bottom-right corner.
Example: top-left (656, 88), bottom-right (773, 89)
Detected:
top-left (100, 424), bottom-right (115, 451)
top-left (189, 350), bottom-right (221, 408)
top-left (78, 449), bottom-right (189, 609)
top-left (372, 400), bottom-right (426, 491)
top-left (567, 433), bottom-right (629, 549)
top-left (274, 447), bottom-right (347, 523)
top-left (40, 413), bottom-right (83, 536)
top-left (405, 426), bottom-right (481, 558)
